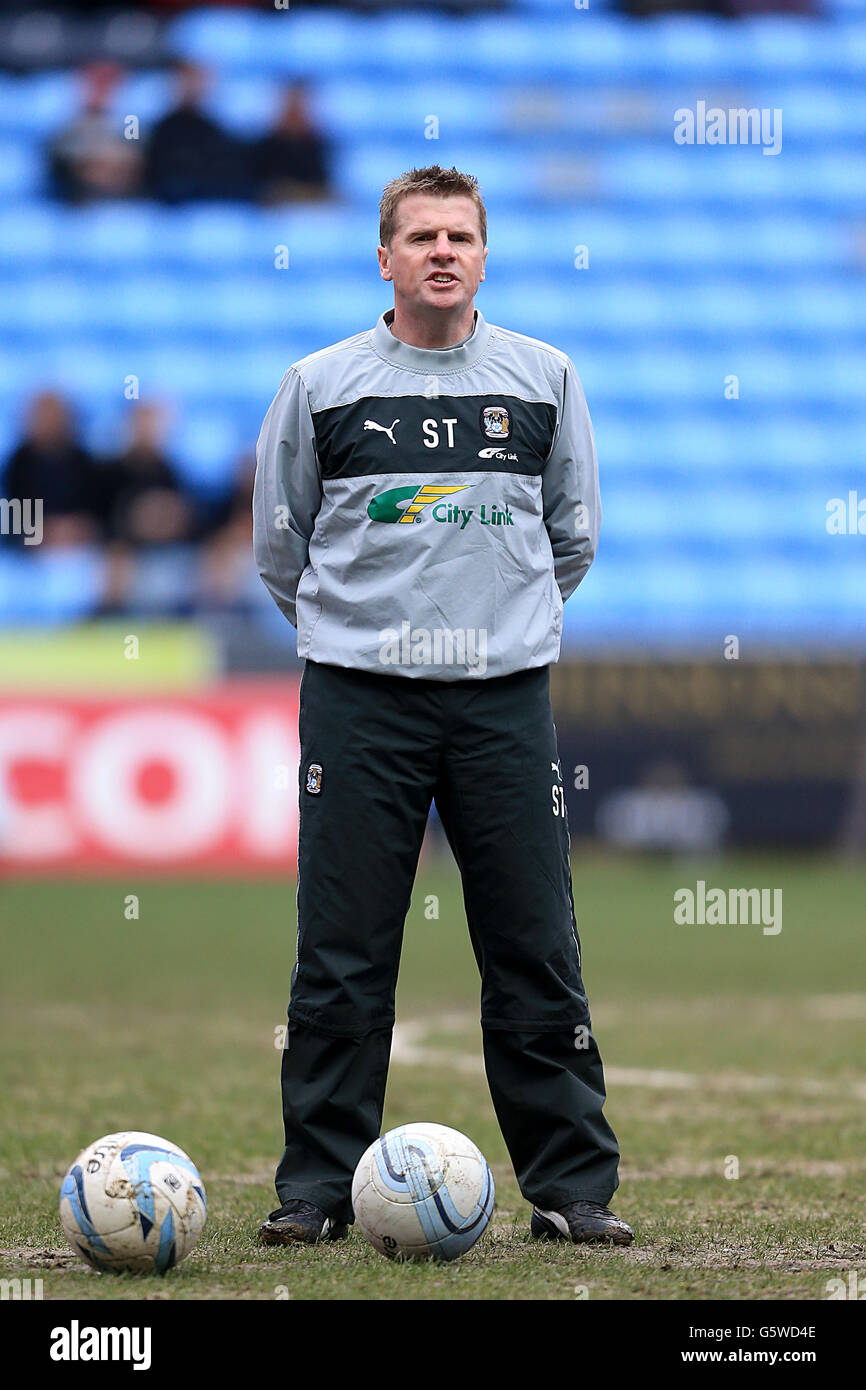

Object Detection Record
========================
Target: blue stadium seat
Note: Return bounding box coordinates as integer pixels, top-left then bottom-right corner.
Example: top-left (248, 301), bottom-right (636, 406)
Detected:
top-left (0, 550), bottom-right (104, 624)
top-left (0, 137), bottom-right (44, 198)
top-left (0, 71), bottom-right (78, 137)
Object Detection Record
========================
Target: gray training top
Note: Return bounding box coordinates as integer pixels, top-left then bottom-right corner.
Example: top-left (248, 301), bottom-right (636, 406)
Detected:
top-left (253, 307), bottom-right (600, 680)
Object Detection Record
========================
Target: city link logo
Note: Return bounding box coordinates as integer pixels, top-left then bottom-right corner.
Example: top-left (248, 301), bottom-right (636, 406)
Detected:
top-left (367, 482), bottom-right (513, 530)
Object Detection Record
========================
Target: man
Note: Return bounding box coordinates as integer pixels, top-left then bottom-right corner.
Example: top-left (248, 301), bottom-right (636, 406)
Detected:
top-left (48, 62), bottom-right (140, 204)
top-left (252, 82), bottom-right (332, 206)
top-left (143, 63), bottom-right (246, 204)
top-left (253, 165), bottom-right (633, 1249)
top-left (2, 390), bottom-right (102, 549)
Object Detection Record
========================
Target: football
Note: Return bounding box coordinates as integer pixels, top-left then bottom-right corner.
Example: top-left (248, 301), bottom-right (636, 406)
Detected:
top-left (352, 1122), bottom-right (494, 1261)
top-left (59, 1130), bottom-right (207, 1274)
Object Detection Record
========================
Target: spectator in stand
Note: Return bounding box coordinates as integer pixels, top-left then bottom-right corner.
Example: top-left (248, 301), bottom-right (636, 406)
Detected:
top-left (48, 61), bottom-right (141, 204)
top-left (253, 82), bottom-right (331, 205)
top-left (1, 391), bottom-right (102, 547)
top-left (144, 61), bottom-right (247, 203)
top-left (99, 402), bottom-right (198, 610)
top-left (101, 402), bottom-right (195, 548)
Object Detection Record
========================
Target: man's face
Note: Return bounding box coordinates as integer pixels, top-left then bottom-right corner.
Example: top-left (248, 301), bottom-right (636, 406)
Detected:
top-left (378, 193), bottom-right (487, 316)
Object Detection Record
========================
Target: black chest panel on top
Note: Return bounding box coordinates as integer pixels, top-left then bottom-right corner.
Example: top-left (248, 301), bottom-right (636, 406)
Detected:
top-left (312, 395), bottom-right (558, 480)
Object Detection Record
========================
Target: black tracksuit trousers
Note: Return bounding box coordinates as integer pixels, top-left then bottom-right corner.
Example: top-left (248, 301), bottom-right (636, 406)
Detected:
top-left (275, 659), bottom-right (620, 1224)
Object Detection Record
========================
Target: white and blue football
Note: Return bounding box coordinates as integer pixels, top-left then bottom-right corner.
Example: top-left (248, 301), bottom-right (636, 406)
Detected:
top-left (352, 1122), bottom-right (494, 1261)
top-left (59, 1130), bottom-right (207, 1274)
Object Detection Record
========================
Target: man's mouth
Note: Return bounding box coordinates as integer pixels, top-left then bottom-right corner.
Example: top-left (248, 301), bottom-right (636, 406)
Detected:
top-left (427, 273), bottom-right (458, 285)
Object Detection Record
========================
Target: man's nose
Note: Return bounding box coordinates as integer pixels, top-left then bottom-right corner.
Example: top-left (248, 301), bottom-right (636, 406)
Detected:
top-left (430, 234), bottom-right (455, 258)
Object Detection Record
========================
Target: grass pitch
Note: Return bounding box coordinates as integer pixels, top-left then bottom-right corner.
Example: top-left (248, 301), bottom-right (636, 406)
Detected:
top-left (1, 852), bottom-right (864, 1300)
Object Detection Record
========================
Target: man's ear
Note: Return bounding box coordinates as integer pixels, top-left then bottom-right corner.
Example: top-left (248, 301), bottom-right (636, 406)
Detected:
top-left (479, 246), bottom-right (488, 284)
top-left (377, 245), bottom-right (393, 282)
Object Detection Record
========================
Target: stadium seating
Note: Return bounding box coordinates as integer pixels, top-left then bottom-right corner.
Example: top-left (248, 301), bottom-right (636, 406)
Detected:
top-left (0, 8), bottom-right (864, 644)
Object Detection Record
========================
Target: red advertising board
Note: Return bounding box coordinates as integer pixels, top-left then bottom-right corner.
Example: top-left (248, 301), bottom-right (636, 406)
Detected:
top-left (0, 682), bottom-right (301, 873)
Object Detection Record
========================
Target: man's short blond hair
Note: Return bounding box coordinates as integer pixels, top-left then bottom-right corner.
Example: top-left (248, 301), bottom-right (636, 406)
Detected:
top-left (379, 165), bottom-right (487, 248)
